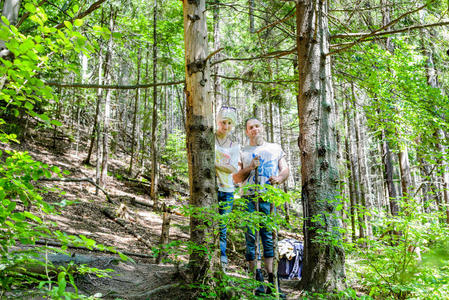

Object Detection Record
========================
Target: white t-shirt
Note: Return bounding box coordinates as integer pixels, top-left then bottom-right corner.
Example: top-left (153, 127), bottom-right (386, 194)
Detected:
top-left (215, 142), bottom-right (240, 192)
top-left (240, 142), bottom-right (285, 195)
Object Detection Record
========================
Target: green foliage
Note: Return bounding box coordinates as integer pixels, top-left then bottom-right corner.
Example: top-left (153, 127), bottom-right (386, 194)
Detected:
top-left (345, 200), bottom-right (449, 299)
top-left (0, 138), bottom-right (126, 297)
top-left (161, 130), bottom-right (188, 179)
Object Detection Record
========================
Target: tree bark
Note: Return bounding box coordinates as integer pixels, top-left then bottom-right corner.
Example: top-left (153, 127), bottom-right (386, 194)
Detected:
top-left (128, 49), bottom-right (142, 176)
top-left (183, 0), bottom-right (216, 282)
top-left (296, 0), bottom-right (345, 292)
top-left (344, 101), bottom-right (357, 242)
top-left (99, 9), bottom-right (115, 188)
top-left (150, 0), bottom-right (159, 207)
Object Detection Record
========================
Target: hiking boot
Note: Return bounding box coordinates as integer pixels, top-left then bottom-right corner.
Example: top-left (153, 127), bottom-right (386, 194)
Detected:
top-left (254, 269), bottom-right (266, 296)
top-left (267, 273), bottom-right (286, 299)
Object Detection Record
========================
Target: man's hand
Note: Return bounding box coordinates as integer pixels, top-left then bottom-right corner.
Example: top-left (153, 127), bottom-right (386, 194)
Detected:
top-left (268, 175), bottom-right (282, 185)
top-left (250, 156), bottom-right (260, 170)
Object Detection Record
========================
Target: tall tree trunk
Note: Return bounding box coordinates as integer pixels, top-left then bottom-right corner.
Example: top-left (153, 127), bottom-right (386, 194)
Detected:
top-left (212, 0), bottom-right (222, 110)
top-left (249, 0), bottom-right (255, 33)
top-left (129, 49), bottom-right (142, 176)
top-left (381, 131), bottom-right (399, 216)
top-left (100, 9), bottom-right (115, 188)
top-left (352, 92), bottom-right (372, 239)
top-left (344, 99), bottom-right (358, 242)
top-left (296, 0), bottom-right (345, 291)
top-left (150, 0), bottom-right (159, 206)
top-left (183, 0), bottom-right (216, 282)
top-left (398, 145), bottom-right (412, 199)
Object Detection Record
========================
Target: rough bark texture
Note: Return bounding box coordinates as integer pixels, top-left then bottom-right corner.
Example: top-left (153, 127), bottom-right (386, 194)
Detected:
top-left (151, 0), bottom-right (159, 206)
top-left (296, 0), bottom-right (345, 292)
top-left (183, 0), bottom-right (216, 282)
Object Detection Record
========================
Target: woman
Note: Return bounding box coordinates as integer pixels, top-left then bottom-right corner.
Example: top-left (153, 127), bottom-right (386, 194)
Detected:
top-left (215, 106), bottom-right (240, 270)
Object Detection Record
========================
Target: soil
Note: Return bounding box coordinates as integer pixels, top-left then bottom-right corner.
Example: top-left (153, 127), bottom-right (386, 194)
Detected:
top-left (4, 126), bottom-right (303, 299)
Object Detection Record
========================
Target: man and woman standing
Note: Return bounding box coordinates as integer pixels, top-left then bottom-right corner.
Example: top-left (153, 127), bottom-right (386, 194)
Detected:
top-left (215, 107), bottom-right (289, 297)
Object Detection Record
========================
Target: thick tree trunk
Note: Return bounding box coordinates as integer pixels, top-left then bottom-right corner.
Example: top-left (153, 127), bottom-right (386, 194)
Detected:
top-left (150, 0), bottom-right (159, 207)
top-left (296, 0), bottom-right (345, 292)
top-left (183, 0), bottom-right (216, 281)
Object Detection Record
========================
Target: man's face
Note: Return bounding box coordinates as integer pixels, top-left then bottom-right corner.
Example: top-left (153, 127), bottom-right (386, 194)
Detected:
top-left (246, 119), bottom-right (263, 138)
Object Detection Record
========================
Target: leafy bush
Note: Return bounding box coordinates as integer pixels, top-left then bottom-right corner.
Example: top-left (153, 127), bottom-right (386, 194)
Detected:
top-left (346, 201), bottom-right (449, 299)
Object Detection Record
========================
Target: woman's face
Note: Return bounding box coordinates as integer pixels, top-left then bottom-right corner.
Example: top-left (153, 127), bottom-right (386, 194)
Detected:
top-left (217, 119), bottom-right (233, 136)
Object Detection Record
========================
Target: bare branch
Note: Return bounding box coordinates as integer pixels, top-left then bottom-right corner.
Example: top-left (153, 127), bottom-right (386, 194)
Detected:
top-left (327, 0), bottom-right (438, 55)
top-left (213, 74), bottom-right (295, 85)
top-left (45, 80), bottom-right (185, 89)
top-left (330, 21), bottom-right (449, 52)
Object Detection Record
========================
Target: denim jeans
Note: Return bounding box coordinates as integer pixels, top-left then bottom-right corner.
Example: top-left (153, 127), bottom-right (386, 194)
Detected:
top-left (244, 196), bottom-right (274, 261)
top-left (218, 191), bottom-right (234, 264)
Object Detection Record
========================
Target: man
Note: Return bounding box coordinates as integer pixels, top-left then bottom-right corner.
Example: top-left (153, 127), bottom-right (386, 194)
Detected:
top-left (233, 118), bottom-right (289, 297)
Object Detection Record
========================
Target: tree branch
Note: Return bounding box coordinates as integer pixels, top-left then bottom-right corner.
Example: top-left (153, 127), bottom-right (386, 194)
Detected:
top-left (330, 21), bottom-right (449, 53)
top-left (327, 0), bottom-right (437, 55)
top-left (16, 0), bottom-right (49, 28)
top-left (54, 0), bottom-right (107, 29)
top-left (213, 74), bottom-right (295, 85)
top-left (45, 80), bottom-right (185, 89)
top-left (331, 20), bottom-right (449, 40)
top-left (211, 47), bottom-right (296, 66)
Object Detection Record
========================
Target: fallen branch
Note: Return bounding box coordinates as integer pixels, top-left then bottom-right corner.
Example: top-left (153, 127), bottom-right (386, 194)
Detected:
top-left (38, 177), bottom-right (112, 203)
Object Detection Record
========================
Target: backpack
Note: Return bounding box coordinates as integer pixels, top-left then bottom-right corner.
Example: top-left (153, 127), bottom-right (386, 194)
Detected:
top-left (277, 239), bottom-right (303, 280)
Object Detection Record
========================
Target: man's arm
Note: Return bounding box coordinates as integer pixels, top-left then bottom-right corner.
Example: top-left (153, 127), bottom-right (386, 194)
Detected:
top-left (216, 163), bottom-right (237, 174)
top-left (268, 157), bottom-right (289, 185)
top-left (233, 157), bottom-right (259, 184)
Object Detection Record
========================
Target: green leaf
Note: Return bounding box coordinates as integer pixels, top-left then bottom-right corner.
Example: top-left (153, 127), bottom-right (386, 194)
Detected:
top-left (51, 166), bottom-right (61, 174)
top-left (51, 119), bottom-right (62, 126)
top-left (23, 211), bottom-right (43, 224)
top-left (63, 21), bottom-right (72, 30)
top-left (1, 16), bottom-right (10, 26)
top-left (24, 3), bottom-right (37, 13)
top-left (24, 102), bottom-right (34, 111)
top-left (39, 113), bottom-right (50, 123)
top-left (73, 19), bottom-right (84, 27)
top-left (57, 271), bottom-right (67, 295)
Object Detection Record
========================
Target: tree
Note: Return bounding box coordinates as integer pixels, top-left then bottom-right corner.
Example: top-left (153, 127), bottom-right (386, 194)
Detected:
top-left (183, 0), bottom-right (216, 282)
top-left (296, 0), bottom-right (346, 292)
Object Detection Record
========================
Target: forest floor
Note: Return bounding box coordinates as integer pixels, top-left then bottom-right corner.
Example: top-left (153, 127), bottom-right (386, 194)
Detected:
top-left (6, 127), bottom-right (303, 299)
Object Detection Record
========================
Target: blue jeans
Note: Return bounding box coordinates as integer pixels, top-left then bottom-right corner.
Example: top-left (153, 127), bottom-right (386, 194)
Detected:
top-left (244, 196), bottom-right (274, 261)
top-left (218, 191), bottom-right (234, 264)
